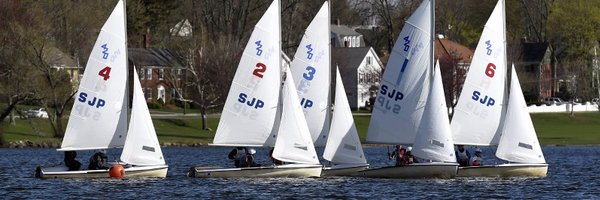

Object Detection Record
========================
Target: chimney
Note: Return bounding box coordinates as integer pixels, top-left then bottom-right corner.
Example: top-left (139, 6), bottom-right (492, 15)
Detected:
top-left (143, 34), bottom-right (150, 48)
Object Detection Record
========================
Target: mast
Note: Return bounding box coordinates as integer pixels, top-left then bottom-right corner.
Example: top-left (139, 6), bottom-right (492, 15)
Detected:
top-left (327, 0), bottom-right (333, 138)
top-left (430, 0), bottom-right (435, 77)
top-left (497, 0), bottom-right (509, 143)
top-left (123, 0), bottom-right (131, 129)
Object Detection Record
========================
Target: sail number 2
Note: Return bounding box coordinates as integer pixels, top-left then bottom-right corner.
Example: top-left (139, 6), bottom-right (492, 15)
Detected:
top-left (253, 63), bottom-right (266, 78)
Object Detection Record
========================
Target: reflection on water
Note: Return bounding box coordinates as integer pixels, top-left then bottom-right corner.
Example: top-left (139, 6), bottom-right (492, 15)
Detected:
top-left (1, 146), bottom-right (599, 198)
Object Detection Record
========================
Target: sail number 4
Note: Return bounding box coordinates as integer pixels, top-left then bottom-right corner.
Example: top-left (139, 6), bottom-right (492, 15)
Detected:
top-left (98, 67), bottom-right (111, 80)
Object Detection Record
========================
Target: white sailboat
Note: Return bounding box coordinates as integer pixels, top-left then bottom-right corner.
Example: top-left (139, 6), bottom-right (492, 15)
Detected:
top-left (450, 0), bottom-right (547, 177)
top-left (188, 0), bottom-right (322, 178)
top-left (36, 0), bottom-right (168, 178)
top-left (359, 0), bottom-right (459, 179)
top-left (288, 1), bottom-right (368, 176)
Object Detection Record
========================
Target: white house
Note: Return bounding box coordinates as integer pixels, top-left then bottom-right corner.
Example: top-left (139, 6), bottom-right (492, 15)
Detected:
top-left (332, 47), bottom-right (383, 110)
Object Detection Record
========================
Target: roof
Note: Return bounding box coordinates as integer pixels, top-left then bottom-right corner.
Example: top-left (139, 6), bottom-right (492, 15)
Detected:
top-left (435, 38), bottom-right (473, 63)
top-left (45, 47), bottom-right (77, 67)
top-left (521, 42), bottom-right (549, 63)
top-left (128, 48), bottom-right (184, 68)
top-left (332, 47), bottom-right (371, 74)
top-left (330, 25), bottom-right (361, 36)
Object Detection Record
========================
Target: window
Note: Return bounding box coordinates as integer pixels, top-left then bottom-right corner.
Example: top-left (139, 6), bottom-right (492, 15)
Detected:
top-left (139, 68), bottom-right (145, 80)
top-left (366, 56), bottom-right (372, 65)
top-left (145, 88), bottom-right (152, 100)
top-left (159, 69), bottom-right (164, 80)
top-left (359, 73), bottom-right (365, 84)
top-left (177, 69), bottom-right (182, 80)
top-left (147, 68), bottom-right (153, 80)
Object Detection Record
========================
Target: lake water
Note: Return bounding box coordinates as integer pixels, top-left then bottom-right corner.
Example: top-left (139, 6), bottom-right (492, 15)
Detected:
top-left (1, 146), bottom-right (599, 199)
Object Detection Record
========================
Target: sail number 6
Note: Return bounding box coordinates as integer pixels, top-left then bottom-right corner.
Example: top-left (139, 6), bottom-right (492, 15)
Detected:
top-left (253, 63), bottom-right (266, 78)
top-left (485, 63), bottom-right (496, 78)
top-left (98, 66), bottom-right (111, 80)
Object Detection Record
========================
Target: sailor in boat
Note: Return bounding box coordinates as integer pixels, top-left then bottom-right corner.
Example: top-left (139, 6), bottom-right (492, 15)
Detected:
top-left (404, 146), bottom-right (416, 164)
top-left (470, 148), bottom-right (483, 166)
top-left (64, 151), bottom-right (81, 171)
top-left (455, 145), bottom-right (471, 166)
top-left (228, 147), bottom-right (247, 167)
top-left (388, 145), bottom-right (409, 166)
top-left (88, 150), bottom-right (110, 170)
top-left (240, 148), bottom-right (260, 167)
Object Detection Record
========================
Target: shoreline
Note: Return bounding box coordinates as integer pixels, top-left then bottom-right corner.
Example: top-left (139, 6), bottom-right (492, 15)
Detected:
top-left (1, 140), bottom-right (593, 148)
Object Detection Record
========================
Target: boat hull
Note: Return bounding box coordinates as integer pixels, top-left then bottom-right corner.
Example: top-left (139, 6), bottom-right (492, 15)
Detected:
top-left (321, 164), bottom-right (369, 177)
top-left (357, 163), bottom-right (458, 179)
top-left (188, 164), bottom-right (322, 178)
top-left (36, 165), bottom-right (168, 179)
top-left (457, 163), bottom-right (548, 177)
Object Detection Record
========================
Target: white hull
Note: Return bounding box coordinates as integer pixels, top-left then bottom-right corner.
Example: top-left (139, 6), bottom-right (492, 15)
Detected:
top-left (358, 163), bottom-right (458, 179)
top-left (457, 163), bottom-right (548, 177)
top-left (321, 164), bottom-right (369, 177)
top-left (189, 164), bottom-right (322, 178)
top-left (36, 165), bottom-right (168, 179)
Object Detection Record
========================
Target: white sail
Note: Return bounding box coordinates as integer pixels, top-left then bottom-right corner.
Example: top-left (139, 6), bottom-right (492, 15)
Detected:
top-left (272, 67), bottom-right (320, 165)
top-left (366, 0), bottom-right (431, 144)
top-left (60, 0), bottom-right (128, 151)
top-left (495, 65), bottom-right (545, 164)
top-left (322, 67), bottom-right (367, 165)
top-left (450, 0), bottom-right (507, 146)
top-left (213, 0), bottom-right (281, 147)
top-left (412, 61), bottom-right (456, 162)
top-left (120, 67), bottom-right (165, 165)
top-left (290, 1), bottom-right (331, 146)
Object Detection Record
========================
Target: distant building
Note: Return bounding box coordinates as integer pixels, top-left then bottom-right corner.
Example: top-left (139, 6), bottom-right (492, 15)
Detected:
top-left (128, 48), bottom-right (185, 103)
top-left (332, 47), bottom-right (383, 110)
top-left (514, 42), bottom-right (552, 102)
top-left (330, 24), bottom-right (365, 48)
top-left (434, 35), bottom-right (474, 106)
top-left (46, 47), bottom-right (82, 87)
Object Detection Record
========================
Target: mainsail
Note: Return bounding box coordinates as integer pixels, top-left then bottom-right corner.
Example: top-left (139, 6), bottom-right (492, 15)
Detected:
top-left (213, 0), bottom-right (282, 147)
top-left (366, 0), bottom-right (432, 144)
top-left (290, 1), bottom-right (331, 146)
top-left (60, 0), bottom-right (128, 151)
top-left (450, 0), bottom-right (507, 146)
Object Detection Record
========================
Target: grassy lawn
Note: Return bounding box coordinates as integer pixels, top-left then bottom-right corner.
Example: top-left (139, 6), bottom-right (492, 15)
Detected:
top-left (2, 111), bottom-right (600, 146)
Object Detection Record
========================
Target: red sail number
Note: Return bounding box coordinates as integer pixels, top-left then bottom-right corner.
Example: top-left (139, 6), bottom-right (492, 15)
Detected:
top-left (98, 66), bottom-right (112, 80)
top-left (485, 63), bottom-right (496, 78)
top-left (253, 63), bottom-right (266, 78)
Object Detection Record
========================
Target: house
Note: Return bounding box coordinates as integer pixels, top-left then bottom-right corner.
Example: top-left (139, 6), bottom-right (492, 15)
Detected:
top-left (332, 47), bottom-right (383, 110)
top-left (46, 47), bottom-right (82, 87)
top-left (513, 42), bottom-right (552, 102)
top-left (330, 24), bottom-right (365, 48)
top-left (434, 35), bottom-right (474, 106)
top-left (128, 48), bottom-right (185, 103)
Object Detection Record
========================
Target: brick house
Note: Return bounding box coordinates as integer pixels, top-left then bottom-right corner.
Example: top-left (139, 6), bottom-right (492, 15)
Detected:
top-left (128, 48), bottom-right (185, 103)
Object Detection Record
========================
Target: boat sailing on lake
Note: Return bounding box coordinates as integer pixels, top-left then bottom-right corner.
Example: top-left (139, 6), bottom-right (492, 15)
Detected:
top-left (450, 0), bottom-right (548, 177)
top-left (358, 0), bottom-right (459, 179)
top-left (188, 0), bottom-right (322, 178)
top-left (288, 1), bottom-right (368, 176)
top-left (35, 0), bottom-right (168, 179)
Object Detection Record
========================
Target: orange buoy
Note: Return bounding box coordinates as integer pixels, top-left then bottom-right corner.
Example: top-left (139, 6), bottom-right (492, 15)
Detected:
top-left (109, 164), bottom-right (125, 178)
